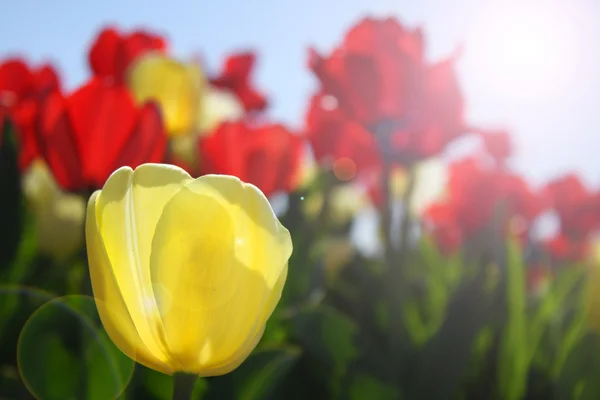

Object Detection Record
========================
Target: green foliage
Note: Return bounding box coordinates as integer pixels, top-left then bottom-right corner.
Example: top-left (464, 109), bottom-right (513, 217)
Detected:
top-left (203, 346), bottom-right (300, 400)
top-left (348, 374), bottom-right (400, 400)
top-left (16, 296), bottom-right (135, 400)
top-left (1, 158), bottom-right (599, 400)
top-left (0, 121), bottom-right (23, 270)
top-left (496, 238), bottom-right (529, 400)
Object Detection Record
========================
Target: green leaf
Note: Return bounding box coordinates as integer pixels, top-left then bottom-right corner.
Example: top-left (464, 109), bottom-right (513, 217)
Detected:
top-left (291, 305), bottom-right (358, 397)
top-left (0, 210), bottom-right (39, 338)
top-left (237, 347), bottom-right (301, 400)
top-left (17, 296), bottom-right (135, 400)
top-left (21, 332), bottom-right (81, 399)
top-left (0, 120), bottom-right (23, 270)
top-left (529, 268), bottom-right (584, 371)
top-left (86, 330), bottom-right (136, 400)
top-left (551, 300), bottom-right (588, 379)
top-left (402, 300), bottom-right (429, 346)
top-left (348, 373), bottom-right (400, 400)
top-left (496, 238), bottom-right (529, 400)
top-left (555, 333), bottom-right (600, 400)
top-left (141, 367), bottom-right (173, 400)
top-left (413, 267), bottom-right (494, 399)
top-left (292, 305), bottom-right (358, 368)
top-left (203, 346), bottom-right (300, 400)
top-left (402, 237), bottom-right (464, 347)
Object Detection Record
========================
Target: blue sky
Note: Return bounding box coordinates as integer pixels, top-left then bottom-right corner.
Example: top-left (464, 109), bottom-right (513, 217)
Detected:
top-left (1, 0), bottom-right (599, 186)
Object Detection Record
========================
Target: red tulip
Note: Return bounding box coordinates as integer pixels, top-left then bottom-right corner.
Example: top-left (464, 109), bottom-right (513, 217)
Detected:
top-left (425, 156), bottom-right (542, 251)
top-left (198, 121), bottom-right (303, 197)
top-left (210, 52), bottom-right (267, 112)
top-left (475, 128), bottom-right (513, 164)
top-left (89, 26), bottom-right (167, 84)
top-left (0, 58), bottom-right (61, 169)
top-left (425, 202), bottom-right (464, 253)
top-left (544, 174), bottom-right (600, 238)
top-left (305, 93), bottom-right (381, 176)
top-left (390, 58), bottom-right (465, 160)
top-left (310, 18), bottom-right (424, 125)
top-left (37, 78), bottom-right (166, 191)
top-left (309, 17), bottom-right (466, 164)
top-left (545, 234), bottom-right (589, 262)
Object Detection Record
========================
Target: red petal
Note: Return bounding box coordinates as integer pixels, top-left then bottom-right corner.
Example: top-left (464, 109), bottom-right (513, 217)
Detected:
top-left (12, 100), bottom-right (41, 170)
top-left (67, 79), bottom-right (137, 187)
top-left (199, 121), bottom-right (248, 179)
top-left (211, 52), bottom-right (268, 112)
top-left (89, 27), bottom-right (120, 79)
top-left (88, 27), bottom-right (166, 83)
top-left (33, 64), bottom-right (61, 94)
top-left (221, 52), bottom-right (254, 81)
top-left (37, 92), bottom-right (85, 190)
top-left (305, 94), bottom-right (380, 174)
top-left (246, 124), bottom-right (303, 196)
top-left (0, 59), bottom-right (35, 104)
top-left (113, 101), bottom-right (166, 172)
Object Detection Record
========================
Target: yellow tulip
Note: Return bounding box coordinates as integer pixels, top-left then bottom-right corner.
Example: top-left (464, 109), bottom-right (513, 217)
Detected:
top-left (85, 164), bottom-right (292, 375)
top-left (297, 156), bottom-right (318, 190)
top-left (378, 158), bottom-right (447, 216)
top-left (169, 86), bottom-right (245, 169)
top-left (127, 54), bottom-right (205, 136)
top-left (303, 183), bottom-right (369, 226)
top-left (410, 158), bottom-right (448, 216)
top-left (22, 160), bottom-right (85, 261)
top-left (196, 86), bottom-right (245, 134)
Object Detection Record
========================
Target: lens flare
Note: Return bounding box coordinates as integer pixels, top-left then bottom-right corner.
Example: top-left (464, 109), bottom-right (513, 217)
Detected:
top-left (17, 295), bottom-right (135, 400)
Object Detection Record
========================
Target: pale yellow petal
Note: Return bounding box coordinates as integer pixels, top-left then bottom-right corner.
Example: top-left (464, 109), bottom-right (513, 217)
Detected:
top-left (197, 86), bottom-right (244, 133)
top-left (94, 164), bottom-right (193, 370)
top-left (86, 191), bottom-right (170, 373)
top-left (22, 160), bottom-right (59, 211)
top-left (411, 158), bottom-right (447, 216)
top-left (170, 134), bottom-right (199, 169)
top-left (37, 193), bottom-right (85, 261)
top-left (127, 54), bottom-right (205, 136)
top-left (200, 265), bottom-right (288, 376)
top-left (23, 160), bottom-right (85, 261)
top-left (187, 175), bottom-right (292, 286)
top-left (150, 175), bottom-right (292, 374)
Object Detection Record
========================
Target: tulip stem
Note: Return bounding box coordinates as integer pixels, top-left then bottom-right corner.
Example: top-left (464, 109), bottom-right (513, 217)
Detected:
top-left (317, 169), bottom-right (335, 226)
top-left (380, 153), bottom-right (395, 270)
top-left (398, 166), bottom-right (416, 258)
top-left (172, 373), bottom-right (197, 400)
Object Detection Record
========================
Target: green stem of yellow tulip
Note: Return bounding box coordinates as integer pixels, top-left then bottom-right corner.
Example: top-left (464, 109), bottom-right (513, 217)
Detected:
top-left (172, 373), bottom-right (197, 400)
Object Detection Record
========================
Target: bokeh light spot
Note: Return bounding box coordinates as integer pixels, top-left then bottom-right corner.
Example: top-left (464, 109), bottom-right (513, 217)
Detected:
top-left (333, 157), bottom-right (357, 182)
top-left (17, 295), bottom-right (135, 400)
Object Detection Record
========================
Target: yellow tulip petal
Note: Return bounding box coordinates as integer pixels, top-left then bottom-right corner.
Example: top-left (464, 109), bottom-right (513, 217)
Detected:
top-left (86, 191), bottom-right (170, 373)
top-left (205, 264), bottom-right (288, 376)
top-left (93, 164), bottom-right (193, 369)
top-left (197, 86), bottom-right (244, 133)
top-left (127, 54), bottom-right (205, 136)
top-left (150, 175), bottom-right (292, 374)
top-left (191, 263), bottom-right (288, 377)
top-left (23, 160), bottom-right (86, 261)
top-left (187, 175), bottom-right (293, 283)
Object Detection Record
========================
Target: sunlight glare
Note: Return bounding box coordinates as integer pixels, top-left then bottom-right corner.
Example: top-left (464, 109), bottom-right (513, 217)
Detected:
top-left (466, 2), bottom-right (579, 100)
